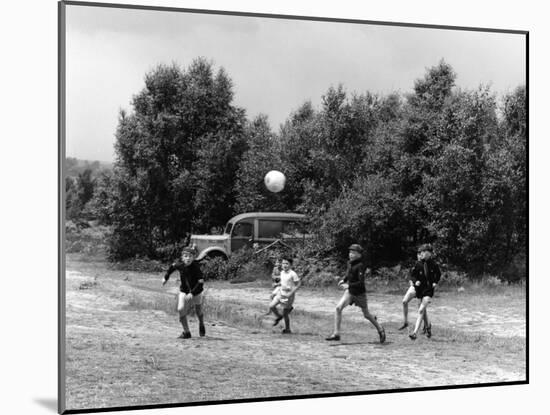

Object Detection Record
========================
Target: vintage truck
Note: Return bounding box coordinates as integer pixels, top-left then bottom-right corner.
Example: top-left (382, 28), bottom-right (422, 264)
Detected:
top-left (190, 212), bottom-right (309, 260)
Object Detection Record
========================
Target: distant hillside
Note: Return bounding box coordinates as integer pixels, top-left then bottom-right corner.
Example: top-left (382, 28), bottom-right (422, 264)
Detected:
top-left (66, 157), bottom-right (113, 178)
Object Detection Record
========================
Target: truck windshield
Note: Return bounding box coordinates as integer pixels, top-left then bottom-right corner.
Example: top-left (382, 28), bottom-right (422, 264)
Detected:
top-left (224, 222), bottom-right (233, 234)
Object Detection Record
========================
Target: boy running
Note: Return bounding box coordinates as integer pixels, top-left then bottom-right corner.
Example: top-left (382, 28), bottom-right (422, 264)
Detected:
top-left (325, 244), bottom-right (386, 343)
top-left (270, 258), bottom-right (282, 300)
top-left (408, 244), bottom-right (441, 340)
top-left (162, 247), bottom-right (205, 339)
top-left (264, 258), bottom-right (282, 316)
top-left (399, 251), bottom-right (428, 332)
top-left (269, 256), bottom-right (301, 334)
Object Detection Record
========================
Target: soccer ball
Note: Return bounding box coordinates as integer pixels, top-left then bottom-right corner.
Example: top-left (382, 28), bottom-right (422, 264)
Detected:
top-left (264, 170), bottom-right (286, 193)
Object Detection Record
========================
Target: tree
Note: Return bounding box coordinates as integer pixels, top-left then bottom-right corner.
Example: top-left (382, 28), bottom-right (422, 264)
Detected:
top-left (233, 115), bottom-right (286, 213)
top-left (109, 58), bottom-right (246, 259)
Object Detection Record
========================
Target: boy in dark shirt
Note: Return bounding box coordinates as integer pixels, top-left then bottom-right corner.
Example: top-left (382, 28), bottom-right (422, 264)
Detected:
top-left (162, 247), bottom-right (205, 339)
top-left (325, 244), bottom-right (386, 343)
top-left (409, 244), bottom-right (441, 340)
top-left (399, 251), bottom-right (428, 332)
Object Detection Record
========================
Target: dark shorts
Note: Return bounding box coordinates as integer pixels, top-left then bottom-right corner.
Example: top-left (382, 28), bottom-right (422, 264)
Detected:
top-left (415, 288), bottom-right (434, 299)
top-left (349, 292), bottom-right (368, 309)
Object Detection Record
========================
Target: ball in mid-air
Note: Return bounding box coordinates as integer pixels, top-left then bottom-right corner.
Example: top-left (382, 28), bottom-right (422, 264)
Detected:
top-left (264, 170), bottom-right (286, 193)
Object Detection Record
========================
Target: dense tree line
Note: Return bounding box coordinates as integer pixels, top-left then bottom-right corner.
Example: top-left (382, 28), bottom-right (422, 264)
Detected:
top-left (71, 58), bottom-right (526, 277)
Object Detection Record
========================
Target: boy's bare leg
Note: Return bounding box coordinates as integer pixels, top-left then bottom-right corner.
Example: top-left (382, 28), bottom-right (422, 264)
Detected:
top-left (195, 304), bottom-right (205, 336)
top-left (410, 297), bottom-right (431, 339)
top-left (424, 307), bottom-right (432, 337)
top-left (177, 293), bottom-right (191, 336)
top-left (269, 297), bottom-right (283, 326)
top-left (333, 291), bottom-right (351, 336)
top-left (269, 297), bottom-right (282, 318)
top-left (282, 308), bottom-right (291, 332)
top-left (400, 287), bottom-right (416, 329)
top-left (362, 307), bottom-right (382, 332)
top-left (179, 314), bottom-right (190, 333)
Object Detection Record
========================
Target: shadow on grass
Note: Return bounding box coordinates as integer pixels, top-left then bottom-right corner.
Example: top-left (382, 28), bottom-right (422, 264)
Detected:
top-left (328, 341), bottom-right (394, 347)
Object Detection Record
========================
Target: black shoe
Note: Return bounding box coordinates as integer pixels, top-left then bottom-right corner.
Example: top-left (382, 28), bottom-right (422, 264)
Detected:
top-left (398, 323), bottom-right (409, 331)
top-left (273, 316), bottom-right (283, 327)
top-left (426, 324), bottom-right (432, 338)
top-left (325, 334), bottom-right (341, 341)
top-left (178, 331), bottom-right (191, 339)
top-left (378, 327), bottom-right (386, 343)
top-left (409, 333), bottom-right (417, 341)
top-left (282, 328), bottom-right (292, 334)
top-left (199, 324), bottom-right (206, 337)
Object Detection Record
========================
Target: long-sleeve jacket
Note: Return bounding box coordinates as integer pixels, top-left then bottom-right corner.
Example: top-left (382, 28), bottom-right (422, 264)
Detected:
top-left (342, 258), bottom-right (367, 296)
top-left (164, 260), bottom-right (204, 295)
top-left (410, 259), bottom-right (441, 298)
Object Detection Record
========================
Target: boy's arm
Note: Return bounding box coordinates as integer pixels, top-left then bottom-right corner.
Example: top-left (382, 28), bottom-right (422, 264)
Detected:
top-left (289, 276), bottom-right (302, 296)
top-left (189, 266), bottom-right (204, 296)
top-left (433, 263), bottom-right (442, 286)
top-left (410, 265), bottom-right (421, 286)
top-left (290, 281), bottom-right (302, 296)
top-left (162, 263), bottom-right (176, 285)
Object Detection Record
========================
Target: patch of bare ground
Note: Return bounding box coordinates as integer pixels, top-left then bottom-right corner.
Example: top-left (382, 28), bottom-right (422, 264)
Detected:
top-left (64, 257), bottom-right (526, 411)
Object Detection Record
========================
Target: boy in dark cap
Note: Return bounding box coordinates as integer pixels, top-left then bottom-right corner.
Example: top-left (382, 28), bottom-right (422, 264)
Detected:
top-left (325, 244), bottom-right (386, 343)
top-left (398, 251), bottom-right (428, 331)
top-left (408, 243), bottom-right (441, 340)
top-left (162, 247), bottom-right (205, 339)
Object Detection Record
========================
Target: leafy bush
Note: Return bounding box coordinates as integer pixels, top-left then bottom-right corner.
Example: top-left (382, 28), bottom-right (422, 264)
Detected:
top-left (440, 270), bottom-right (468, 287)
top-left (372, 265), bottom-right (409, 284)
top-left (200, 256), bottom-right (227, 280)
top-left (109, 257), bottom-right (165, 272)
top-left (65, 221), bottom-right (111, 257)
top-left (155, 242), bottom-right (187, 262)
top-left (480, 275), bottom-right (503, 287)
top-left (303, 271), bottom-right (338, 287)
top-left (500, 253), bottom-right (526, 283)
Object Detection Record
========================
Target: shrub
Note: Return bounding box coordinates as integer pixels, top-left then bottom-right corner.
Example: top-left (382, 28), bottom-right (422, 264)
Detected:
top-left (500, 253), bottom-right (526, 283)
top-left (372, 265), bottom-right (409, 283)
top-left (200, 256), bottom-right (228, 280)
top-left (65, 221), bottom-right (111, 256)
top-left (109, 257), bottom-right (165, 272)
top-left (440, 270), bottom-right (468, 287)
top-left (155, 242), bottom-right (187, 262)
top-left (303, 270), bottom-right (338, 287)
top-left (480, 275), bottom-right (502, 287)
top-left (292, 253), bottom-right (342, 287)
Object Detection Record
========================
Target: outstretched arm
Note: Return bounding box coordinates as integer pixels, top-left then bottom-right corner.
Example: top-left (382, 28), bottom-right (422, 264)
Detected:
top-left (162, 263), bottom-right (176, 285)
top-left (433, 263), bottom-right (442, 286)
top-left (289, 279), bottom-right (302, 296)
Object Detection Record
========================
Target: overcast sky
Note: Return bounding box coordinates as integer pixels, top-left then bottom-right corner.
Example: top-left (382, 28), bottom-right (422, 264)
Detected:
top-left (65, 4), bottom-right (526, 162)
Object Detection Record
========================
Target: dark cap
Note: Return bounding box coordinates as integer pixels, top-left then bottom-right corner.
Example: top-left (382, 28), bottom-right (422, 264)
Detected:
top-left (181, 246), bottom-right (196, 255)
top-left (417, 243), bottom-right (433, 253)
top-left (348, 244), bottom-right (364, 253)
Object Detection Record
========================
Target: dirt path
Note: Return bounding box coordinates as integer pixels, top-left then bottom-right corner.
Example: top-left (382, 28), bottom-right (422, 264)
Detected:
top-left (63, 261), bottom-right (526, 411)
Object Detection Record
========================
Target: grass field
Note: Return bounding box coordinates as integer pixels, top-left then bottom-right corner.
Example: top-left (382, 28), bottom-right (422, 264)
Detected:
top-left (63, 255), bottom-right (526, 411)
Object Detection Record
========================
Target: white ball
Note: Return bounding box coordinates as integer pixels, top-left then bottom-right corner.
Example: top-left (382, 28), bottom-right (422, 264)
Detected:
top-left (264, 170), bottom-right (286, 193)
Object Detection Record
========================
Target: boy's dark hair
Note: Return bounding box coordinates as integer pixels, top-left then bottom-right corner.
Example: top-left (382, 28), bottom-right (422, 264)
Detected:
top-left (280, 256), bottom-right (293, 264)
top-left (417, 243), bottom-right (433, 253)
top-left (181, 246), bottom-right (196, 256)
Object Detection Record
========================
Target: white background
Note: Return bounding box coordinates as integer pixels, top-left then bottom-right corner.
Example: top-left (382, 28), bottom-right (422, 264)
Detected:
top-left (0, 0), bottom-right (545, 414)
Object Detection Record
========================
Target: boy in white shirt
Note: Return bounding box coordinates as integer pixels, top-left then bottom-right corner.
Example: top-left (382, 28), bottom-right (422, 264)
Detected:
top-left (268, 256), bottom-right (301, 334)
